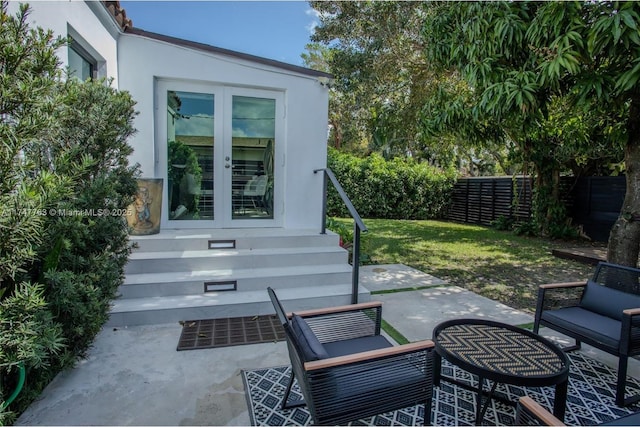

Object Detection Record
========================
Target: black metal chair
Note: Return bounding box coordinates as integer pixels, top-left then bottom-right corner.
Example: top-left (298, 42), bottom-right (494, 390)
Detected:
top-left (533, 261), bottom-right (640, 406)
top-left (267, 287), bottom-right (435, 425)
top-left (516, 396), bottom-right (640, 426)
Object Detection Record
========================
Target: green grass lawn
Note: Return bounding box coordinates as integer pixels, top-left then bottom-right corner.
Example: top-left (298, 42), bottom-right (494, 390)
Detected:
top-left (342, 218), bottom-right (597, 313)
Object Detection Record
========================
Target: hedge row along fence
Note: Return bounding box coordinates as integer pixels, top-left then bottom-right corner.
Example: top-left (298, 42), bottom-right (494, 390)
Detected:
top-left (326, 149), bottom-right (624, 243)
top-left (326, 148), bottom-right (458, 220)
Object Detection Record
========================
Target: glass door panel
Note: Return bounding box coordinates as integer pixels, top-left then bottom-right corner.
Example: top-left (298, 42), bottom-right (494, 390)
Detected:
top-left (231, 96), bottom-right (275, 220)
top-left (167, 91), bottom-right (215, 222)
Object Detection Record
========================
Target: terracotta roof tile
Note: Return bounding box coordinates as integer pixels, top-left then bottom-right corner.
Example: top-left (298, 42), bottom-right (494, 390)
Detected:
top-left (102, 1), bottom-right (132, 31)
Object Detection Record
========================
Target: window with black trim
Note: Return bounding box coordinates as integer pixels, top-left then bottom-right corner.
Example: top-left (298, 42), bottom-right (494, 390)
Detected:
top-left (68, 39), bottom-right (97, 81)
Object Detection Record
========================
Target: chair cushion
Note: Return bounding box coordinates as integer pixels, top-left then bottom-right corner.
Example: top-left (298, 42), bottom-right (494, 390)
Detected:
top-left (602, 410), bottom-right (640, 425)
top-left (580, 280), bottom-right (640, 321)
top-left (290, 314), bottom-right (329, 362)
top-left (323, 335), bottom-right (393, 358)
top-left (541, 306), bottom-right (621, 350)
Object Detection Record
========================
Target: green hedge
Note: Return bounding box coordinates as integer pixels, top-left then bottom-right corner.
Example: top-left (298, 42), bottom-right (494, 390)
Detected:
top-left (0, 4), bottom-right (138, 423)
top-left (326, 148), bottom-right (458, 220)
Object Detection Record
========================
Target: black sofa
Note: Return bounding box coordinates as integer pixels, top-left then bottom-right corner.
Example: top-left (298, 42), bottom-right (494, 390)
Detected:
top-left (533, 261), bottom-right (640, 406)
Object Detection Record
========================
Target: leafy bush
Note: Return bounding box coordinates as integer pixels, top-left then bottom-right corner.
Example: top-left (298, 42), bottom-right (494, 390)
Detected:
top-left (490, 215), bottom-right (515, 231)
top-left (326, 148), bottom-right (457, 220)
top-left (326, 217), bottom-right (372, 264)
top-left (0, 282), bottom-right (64, 424)
top-left (0, 2), bottom-right (67, 292)
top-left (38, 77), bottom-right (138, 361)
top-left (512, 220), bottom-right (539, 237)
top-left (0, 3), bottom-right (139, 422)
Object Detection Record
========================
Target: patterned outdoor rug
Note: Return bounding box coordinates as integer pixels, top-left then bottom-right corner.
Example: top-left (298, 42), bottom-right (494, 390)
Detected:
top-left (242, 352), bottom-right (640, 426)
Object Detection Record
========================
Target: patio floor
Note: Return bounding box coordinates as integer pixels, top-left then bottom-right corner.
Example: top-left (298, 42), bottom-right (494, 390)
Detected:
top-left (15, 264), bottom-right (640, 426)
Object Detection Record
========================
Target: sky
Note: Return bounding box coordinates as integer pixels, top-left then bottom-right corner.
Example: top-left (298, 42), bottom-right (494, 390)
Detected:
top-left (119, 1), bottom-right (320, 66)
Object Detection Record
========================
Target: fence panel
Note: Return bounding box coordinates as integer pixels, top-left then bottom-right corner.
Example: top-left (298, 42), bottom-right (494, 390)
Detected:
top-left (447, 175), bottom-right (625, 242)
top-left (567, 176), bottom-right (625, 242)
top-left (448, 176), bottom-right (532, 226)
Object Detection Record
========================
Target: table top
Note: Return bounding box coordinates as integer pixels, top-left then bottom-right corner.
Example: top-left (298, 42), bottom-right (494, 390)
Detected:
top-left (433, 318), bottom-right (569, 387)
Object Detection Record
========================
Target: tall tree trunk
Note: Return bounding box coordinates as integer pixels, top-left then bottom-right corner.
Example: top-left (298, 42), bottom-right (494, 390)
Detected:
top-left (608, 93), bottom-right (640, 267)
top-left (330, 117), bottom-right (342, 149)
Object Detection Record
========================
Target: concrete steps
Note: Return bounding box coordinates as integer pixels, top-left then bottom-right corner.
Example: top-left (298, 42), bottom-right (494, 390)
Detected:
top-left (108, 284), bottom-right (369, 327)
top-left (120, 264), bottom-right (353, 298)
top-left (108, 228), bottom-right (367, 326)
top-left (125, 246), bottom-right (348, 274)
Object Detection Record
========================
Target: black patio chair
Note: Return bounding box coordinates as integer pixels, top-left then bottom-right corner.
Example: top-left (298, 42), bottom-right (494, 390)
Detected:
top-left (533, 261), bottom-right (640, 406)
top-left (516, 396), bottom-right (640, 426)
top-left (267, 287), bottom-right (435, 425)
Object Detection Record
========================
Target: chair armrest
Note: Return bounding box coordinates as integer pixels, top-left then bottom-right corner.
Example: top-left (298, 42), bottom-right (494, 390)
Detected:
top-left (304, 340), bottom-right (434, 371)
top-left (516, 396), bottom-right (565, 426)
top-left (539, 281), bottom-right (586, 290)
top-left (623, 307), bottom-right (640, 316)
top-left (287, 301), bottom-right (382, 319)
top-left (621, 308), bottom-right (640, 353)
top-left (536, 281), bottom-right (585, 313)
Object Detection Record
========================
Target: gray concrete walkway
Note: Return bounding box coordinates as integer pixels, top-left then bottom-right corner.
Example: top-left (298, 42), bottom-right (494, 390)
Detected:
top-left (15, 264), bottom-right (640, 425)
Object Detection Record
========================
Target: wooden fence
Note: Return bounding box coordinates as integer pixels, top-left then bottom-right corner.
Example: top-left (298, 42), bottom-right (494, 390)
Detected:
top-left (566, 176), bottom-right (626, 241)
top-left (447, 175), bottom-right (626, 242)
top-left (448, 176), bottom-right (533, 225)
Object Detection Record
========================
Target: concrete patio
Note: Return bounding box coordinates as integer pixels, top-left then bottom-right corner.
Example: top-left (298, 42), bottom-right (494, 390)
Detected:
top-left (16, 264), bottom-right (640, 425)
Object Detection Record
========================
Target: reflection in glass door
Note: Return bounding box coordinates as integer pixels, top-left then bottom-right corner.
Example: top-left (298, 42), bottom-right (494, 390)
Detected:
top-left (231, 96), bottom-right (275, 220)
top-left (166, 91), bottom-right (215, 222)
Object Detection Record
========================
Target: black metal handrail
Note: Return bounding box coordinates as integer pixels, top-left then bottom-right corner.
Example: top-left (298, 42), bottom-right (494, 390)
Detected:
top-left (314, 168), bottom-right (367, 304)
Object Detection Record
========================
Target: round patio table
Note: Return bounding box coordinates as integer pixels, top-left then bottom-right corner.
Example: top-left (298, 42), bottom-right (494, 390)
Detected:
top-left (433, 318), bottom-right (570, 425)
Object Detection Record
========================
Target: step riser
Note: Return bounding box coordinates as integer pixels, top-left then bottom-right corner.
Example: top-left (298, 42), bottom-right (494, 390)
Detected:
top-left (120, 271), bottom-right (353, 298)
top-left (107, 290), bottom-right (371, 327)
top-left (132, 234), bottom-right (339, 253)
top-left (125, 251), bottom-right (348, 274)
top-left (114, 229), bottom-right (359, 327)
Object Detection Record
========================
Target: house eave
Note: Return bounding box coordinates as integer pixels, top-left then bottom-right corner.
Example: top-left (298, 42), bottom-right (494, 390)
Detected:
top-left (124, 27), bottom-right (334, 80)
top-left (86, 1), bottom-right (123, 38)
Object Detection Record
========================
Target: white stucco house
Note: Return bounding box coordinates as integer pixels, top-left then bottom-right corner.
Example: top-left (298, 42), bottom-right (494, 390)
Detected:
top-left (12, 1), bottom-right (366, 325)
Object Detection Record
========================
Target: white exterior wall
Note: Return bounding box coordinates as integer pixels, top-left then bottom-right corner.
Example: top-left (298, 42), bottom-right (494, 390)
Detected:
top-left (118, 33), bottom-right (329, 230)
top-left (7, 1), bottom-right (119, 84)
top-left (8, 1), bottom-right (330, 230)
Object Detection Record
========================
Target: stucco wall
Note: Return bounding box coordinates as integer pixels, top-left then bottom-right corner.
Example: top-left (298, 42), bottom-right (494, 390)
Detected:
top-left (118, 33), bottom-right (329, 229)
top-left (7, 1), bottom-right (119, 84)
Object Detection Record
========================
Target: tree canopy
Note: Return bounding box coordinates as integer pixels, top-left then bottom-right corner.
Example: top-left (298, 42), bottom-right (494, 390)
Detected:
top-left (308, 1), bottom-right (640, 265)
top-left (420, 1), bottom-right (640, 264)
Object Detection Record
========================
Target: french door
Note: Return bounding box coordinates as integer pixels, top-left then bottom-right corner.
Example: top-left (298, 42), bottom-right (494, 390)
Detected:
top-left (158, 80), bottom-right (283, 228)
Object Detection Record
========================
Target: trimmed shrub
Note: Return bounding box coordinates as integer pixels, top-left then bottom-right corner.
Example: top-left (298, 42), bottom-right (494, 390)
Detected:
top-left (0, 4), bottom-right (139, 422)
top-left (327, 148), bottom-right (457, 219)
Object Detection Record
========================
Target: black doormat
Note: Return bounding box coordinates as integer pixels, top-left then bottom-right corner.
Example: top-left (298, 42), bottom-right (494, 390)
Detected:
top-left (177, 315), bottom-right (285, 351)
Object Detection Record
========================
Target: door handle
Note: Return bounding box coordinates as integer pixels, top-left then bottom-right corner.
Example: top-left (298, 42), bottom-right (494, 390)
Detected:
top-left (225, 163), bottom-right (231, 168)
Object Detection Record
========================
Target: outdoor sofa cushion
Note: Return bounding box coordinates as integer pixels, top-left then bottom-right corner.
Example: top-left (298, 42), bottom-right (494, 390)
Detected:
top-left (323, 335), bottom-right (392, 357)
top-left (541, 307), bottom-right (622, 350)
top-left (290, 313), bottom-right (392, 360)
top-left (580, 280), bottom-right (640, 321)
top-left (602, 411), bottom-right (640, 425)
top-left (290, 314), bottom-right (329, 361)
